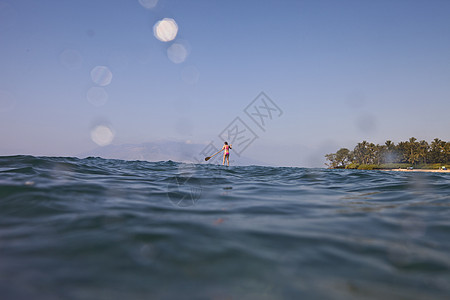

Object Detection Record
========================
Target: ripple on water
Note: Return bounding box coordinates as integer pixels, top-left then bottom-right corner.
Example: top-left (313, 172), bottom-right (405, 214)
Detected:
top-left (0, 156), bottom-right (449, 299)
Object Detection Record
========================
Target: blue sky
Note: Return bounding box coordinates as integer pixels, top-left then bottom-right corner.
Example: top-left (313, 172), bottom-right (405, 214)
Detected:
top-left (1, 0), bottom-right (449, 167)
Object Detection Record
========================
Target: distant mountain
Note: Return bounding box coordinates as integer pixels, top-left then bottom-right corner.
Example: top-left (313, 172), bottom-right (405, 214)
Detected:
top-left (79, 140), bottom-right (268, 166)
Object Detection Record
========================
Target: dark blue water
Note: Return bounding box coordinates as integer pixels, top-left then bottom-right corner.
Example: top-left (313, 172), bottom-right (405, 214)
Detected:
top-left (1, 156), bottom-right (449, 299)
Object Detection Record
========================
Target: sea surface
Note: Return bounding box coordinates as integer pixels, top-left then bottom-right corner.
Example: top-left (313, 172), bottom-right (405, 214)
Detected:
top-left (0, 155), bottom-right (449, 300)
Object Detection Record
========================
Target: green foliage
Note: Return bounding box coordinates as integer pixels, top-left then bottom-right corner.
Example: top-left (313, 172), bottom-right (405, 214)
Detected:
top-left (325, 137), bottom-right (449, 169)
top-left (324, 153), bottom-right (337, 168)
top-left (415, 163), bottom-right (448, 170)
top-left (378, 163), bottom-right (411, 169)
top-left (325, 148), bottom-right (351, 169)
top-left (336, 148), bottom-right (351, 167)
top-left (345, 163), bottom-right (359, 169)
top-left (357, 164), bottom-right (379, 170)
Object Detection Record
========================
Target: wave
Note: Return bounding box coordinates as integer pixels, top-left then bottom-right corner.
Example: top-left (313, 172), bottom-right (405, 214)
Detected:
top-left (0, 155), bottom-right (449, 299)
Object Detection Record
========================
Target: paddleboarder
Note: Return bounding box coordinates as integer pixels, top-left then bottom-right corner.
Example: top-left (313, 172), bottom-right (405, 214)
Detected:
top-left (221, 142), bottom-right (232, 166)
top-left (204, 142), bottom-right (232, 166)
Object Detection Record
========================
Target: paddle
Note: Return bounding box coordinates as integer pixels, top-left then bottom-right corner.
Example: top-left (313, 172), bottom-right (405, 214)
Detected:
top-left (205, 149), bottom-right (222, 161)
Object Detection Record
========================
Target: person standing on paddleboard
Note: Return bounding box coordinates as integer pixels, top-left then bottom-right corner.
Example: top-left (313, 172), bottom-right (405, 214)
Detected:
top-left (222, 142), bottom-right (232, 166)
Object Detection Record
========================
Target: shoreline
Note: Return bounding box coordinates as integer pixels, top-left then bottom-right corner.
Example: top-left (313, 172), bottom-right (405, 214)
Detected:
top-left (381, 168), bottom-right (450, 173)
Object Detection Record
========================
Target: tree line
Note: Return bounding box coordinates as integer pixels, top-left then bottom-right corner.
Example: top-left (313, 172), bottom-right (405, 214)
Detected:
top-left (325, 138), bottom-right (450, 169)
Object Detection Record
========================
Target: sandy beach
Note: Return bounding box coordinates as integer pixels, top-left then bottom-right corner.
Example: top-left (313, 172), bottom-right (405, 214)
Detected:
top-left (384, 169), bottom-right (450, 173)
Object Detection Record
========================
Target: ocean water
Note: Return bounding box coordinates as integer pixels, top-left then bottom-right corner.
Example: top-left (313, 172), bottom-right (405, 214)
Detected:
top-left (0, 155), bottom-right (449, 300)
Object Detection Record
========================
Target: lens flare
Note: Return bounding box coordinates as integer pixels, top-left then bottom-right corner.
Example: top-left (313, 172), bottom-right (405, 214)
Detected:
top-left (87, 87), bottom-right (108, 107)
top-left (167, 43), bottom-right (188, 64)
top-left (86, 29), bottom-right (95, 37)
top-left (91, 125), bottom-right (114, 146)
top-left (138, 0), bottom-right (158, 9)
top-left (59, 49), bottom-right (83, 70)
top-left (153, 18), bottom-right (178, 42)
top-left (90, 66), bottom-right (113, 86)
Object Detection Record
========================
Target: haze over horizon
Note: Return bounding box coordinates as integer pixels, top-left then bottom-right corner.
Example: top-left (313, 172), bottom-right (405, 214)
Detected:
top-left (1, 0), bottom-right (450, 167)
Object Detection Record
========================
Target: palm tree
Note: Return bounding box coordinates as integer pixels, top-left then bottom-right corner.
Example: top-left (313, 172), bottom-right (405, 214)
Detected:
top-left (404, 137), bottom-right (419, 165)
top-left (396, 141), bottom-right (407, 163)
top-left (443, 142), bottom-right (450, 164)
top-left (367, 143), bottom-right (378, 165)
top-left (430, 138), bottom-right (446, 163)
top-left (385, 140), bottom-right (394, 149)
top-left (353, 141), bottom-right (369, 164)
top-left (374, 144), bottom-right (385, 165)
top-left (418, 140), bottom-right (429, 164)
top-left (383, 140), bottom-right (397, 163)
